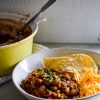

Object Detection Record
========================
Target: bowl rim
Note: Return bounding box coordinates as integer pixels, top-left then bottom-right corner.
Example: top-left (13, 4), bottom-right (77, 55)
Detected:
top-left (12, 47), bottom-right (100, 100)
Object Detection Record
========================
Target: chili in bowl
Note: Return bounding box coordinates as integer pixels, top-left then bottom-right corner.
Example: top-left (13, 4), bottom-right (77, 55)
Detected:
top-left (20, 68), bottom-right (79, 99)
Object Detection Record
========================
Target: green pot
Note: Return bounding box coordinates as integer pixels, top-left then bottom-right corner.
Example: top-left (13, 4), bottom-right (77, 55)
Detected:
top-left (0, 12), bottom-right (46, 76)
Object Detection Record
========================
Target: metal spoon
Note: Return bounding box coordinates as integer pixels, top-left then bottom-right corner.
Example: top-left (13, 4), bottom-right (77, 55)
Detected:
top-left (16, 0), bottom-right (56, 40)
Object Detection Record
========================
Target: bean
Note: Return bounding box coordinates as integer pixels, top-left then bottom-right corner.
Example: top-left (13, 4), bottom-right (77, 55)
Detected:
top-left (44, 91), bottom-right (52, 98)
top-left (52, 92), bottom-right (57, 97)
top-left (62, 87), bottom-right (70, 94)
top-left (36, 78), bottom-right (43, 84)
top-left (38, 85), bottom-right (45, 94)
top-left (51, 86), bottom-right (58, 91)
top-left (60, 93), bottom-right (66, 99)
top-left (44, 79), bottom-right (51, 85)
top-left (48, 91), bottom-right (52, 96)
top-left (52, 81), bottom-right (59, 85)
top-left (70, 82), bottom-right (76, 89)
top-left (61, 81), bottom-right (67, 87)
top-left (33, 90), bottom-right (41, 97)
top-left (57, 82), bottom-right (62, 89)
top-left (70, 89), bottom-right (78, 96)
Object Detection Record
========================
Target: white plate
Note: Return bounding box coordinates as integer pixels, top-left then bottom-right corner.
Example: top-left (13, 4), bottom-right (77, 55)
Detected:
top-left (12, 47), bottom-right (100, 100)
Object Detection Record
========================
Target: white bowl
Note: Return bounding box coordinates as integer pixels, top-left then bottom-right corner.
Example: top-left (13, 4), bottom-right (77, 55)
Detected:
top-left (12, 47), bottom-right (100, 100)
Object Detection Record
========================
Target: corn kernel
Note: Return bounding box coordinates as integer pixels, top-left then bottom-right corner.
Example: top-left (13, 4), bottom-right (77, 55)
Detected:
top-left (57, 90), bottom-right (60, 93)
top-left (58, 93), bottom-right (61, 97)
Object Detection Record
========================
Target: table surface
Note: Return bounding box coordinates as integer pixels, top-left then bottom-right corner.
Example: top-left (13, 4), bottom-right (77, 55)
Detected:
top-left (0, 43), bottom-right (100, 100)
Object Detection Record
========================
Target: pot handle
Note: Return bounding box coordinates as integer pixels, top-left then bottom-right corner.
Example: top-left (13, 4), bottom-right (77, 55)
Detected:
top-left (34, 16), bottom-right (47, 25)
